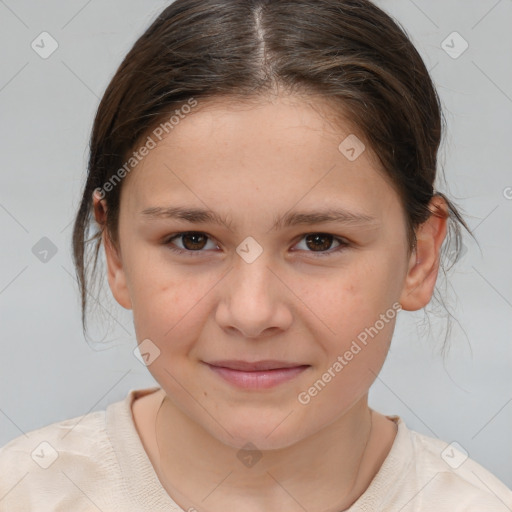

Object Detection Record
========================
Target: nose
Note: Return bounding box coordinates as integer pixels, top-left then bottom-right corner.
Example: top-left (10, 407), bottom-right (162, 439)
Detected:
top-left (214, 251), bottom-right (293, 339)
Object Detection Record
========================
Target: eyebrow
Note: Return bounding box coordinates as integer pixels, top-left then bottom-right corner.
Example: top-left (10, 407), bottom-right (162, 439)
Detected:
top-left (140, 205), bottom-right (378, 232)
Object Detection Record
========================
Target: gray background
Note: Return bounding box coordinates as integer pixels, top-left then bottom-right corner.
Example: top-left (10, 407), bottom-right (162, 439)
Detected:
top-left (1, 0), bottom-right (511, 491)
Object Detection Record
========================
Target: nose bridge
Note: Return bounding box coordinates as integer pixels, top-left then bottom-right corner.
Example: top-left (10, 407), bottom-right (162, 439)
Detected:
top-left (230, 246), bottom-right (276, 307)
top-left (216, 245), bottom-right (291, 337)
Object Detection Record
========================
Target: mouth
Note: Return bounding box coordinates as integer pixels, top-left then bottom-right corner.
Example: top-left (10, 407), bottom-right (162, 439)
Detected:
top-left (203, 360), bottom-right (310, 389)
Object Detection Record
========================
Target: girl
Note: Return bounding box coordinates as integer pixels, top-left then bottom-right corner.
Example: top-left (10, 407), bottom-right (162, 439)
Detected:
top-left (1, 0), bottom-right (511, 510)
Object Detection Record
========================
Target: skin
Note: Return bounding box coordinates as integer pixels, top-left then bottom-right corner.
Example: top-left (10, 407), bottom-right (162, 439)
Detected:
top-left (93, 93), bottom-right (447, 512)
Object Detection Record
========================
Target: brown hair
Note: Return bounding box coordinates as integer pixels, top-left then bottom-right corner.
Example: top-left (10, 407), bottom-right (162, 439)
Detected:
top-left (72, 0), bottom-right (474, 349)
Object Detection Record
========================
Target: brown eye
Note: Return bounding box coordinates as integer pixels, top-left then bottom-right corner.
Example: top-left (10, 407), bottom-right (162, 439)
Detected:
top-left (165, 231), bottom-right (217, 255)
top-left (304, 233), bottom-right (335, 251)
top-left (293, 233), bottom-right (349, 257)
top-left (180, 232), bottom-right (208, 250)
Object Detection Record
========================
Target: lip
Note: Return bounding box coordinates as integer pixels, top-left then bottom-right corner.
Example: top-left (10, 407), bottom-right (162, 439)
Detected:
top-left (204, 360), bottom-right (310, 389)
top-left (207, 360), bottom-right (307, 371)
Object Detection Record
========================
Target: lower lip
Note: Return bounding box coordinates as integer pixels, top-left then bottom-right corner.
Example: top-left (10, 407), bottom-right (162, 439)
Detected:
top-left (206, 364), bottom-right (309, 389)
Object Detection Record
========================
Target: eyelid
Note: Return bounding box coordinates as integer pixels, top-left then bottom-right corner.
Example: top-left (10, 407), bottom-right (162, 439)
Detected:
top-left (163, 231), bottom-right (350, 257)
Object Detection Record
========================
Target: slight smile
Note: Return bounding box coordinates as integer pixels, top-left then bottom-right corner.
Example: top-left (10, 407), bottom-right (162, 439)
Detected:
top-left (203, 360), bottom-right (311, 390)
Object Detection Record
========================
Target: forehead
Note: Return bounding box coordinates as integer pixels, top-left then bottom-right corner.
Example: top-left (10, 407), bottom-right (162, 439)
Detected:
top-left (120, 95), bottom-right (400, 225)
top-left (151, 94), bottom-right (368, 161)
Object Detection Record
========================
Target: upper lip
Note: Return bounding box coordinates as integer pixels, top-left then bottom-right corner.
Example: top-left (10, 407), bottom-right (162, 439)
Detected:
top-left (205, 360), bottom-right (309, 371)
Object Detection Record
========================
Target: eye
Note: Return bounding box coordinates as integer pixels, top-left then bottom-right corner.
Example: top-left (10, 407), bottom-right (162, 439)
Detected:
top-left (164, 231), bottom-right (219, 255)
top-left (292, 233), bottom-right (349, 257)
top-left (163, 231), bottom-right (349, 257)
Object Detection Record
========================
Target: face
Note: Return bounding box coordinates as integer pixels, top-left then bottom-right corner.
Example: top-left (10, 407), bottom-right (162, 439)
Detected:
top-left (98, 94), bottom-right (444, 450)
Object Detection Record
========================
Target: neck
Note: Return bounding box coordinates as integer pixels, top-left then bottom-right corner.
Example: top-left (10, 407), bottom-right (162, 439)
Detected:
top-left (153, 394), bottom-right (378, 512)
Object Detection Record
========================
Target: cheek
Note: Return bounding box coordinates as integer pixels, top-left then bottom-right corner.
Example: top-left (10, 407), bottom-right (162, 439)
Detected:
top-left (296, 257), bottom-right (399, 376)
top-left (299, 293), bottom-right (396, 417)
top-left (293, 260), bottom-right (396, 337)
top-left (129, 277), bottom-right (209, 392)
top-left (128, 263), bottom-right (215, 351)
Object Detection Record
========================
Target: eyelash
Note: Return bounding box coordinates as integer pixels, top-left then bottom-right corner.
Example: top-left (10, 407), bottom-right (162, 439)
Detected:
top-left (163, 231), bottom-right (350, 258)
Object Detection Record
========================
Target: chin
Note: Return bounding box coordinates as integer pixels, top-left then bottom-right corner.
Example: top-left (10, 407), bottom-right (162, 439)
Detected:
top-left (209, 413), bottom-right (307, 452)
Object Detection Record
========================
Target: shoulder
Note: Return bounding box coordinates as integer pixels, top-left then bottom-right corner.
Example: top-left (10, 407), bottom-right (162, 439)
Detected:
top-left (395, 419), bottom-right (512, 511)
top-left (0, 406), bottom-right (121, 510)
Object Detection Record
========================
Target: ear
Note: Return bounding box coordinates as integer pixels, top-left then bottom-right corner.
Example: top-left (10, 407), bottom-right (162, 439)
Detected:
top-left (92, 189), bottom-right (132, 310)
top-left (399, 195), bottom-right (448, 311)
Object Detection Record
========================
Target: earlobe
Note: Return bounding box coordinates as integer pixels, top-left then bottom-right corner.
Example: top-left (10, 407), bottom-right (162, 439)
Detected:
top-left (399, 196), bottom-right (448, 311)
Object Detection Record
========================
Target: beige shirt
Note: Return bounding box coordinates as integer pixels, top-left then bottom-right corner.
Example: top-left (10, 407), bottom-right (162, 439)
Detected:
top-left (1, 386), bottom-right (511, 511)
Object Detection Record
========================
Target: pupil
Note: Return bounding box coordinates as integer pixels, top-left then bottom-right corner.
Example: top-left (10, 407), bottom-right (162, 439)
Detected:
top-left (183, 232), bottom-right (206, 250)
top-left (306, 233), bottom-right (332, 251)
